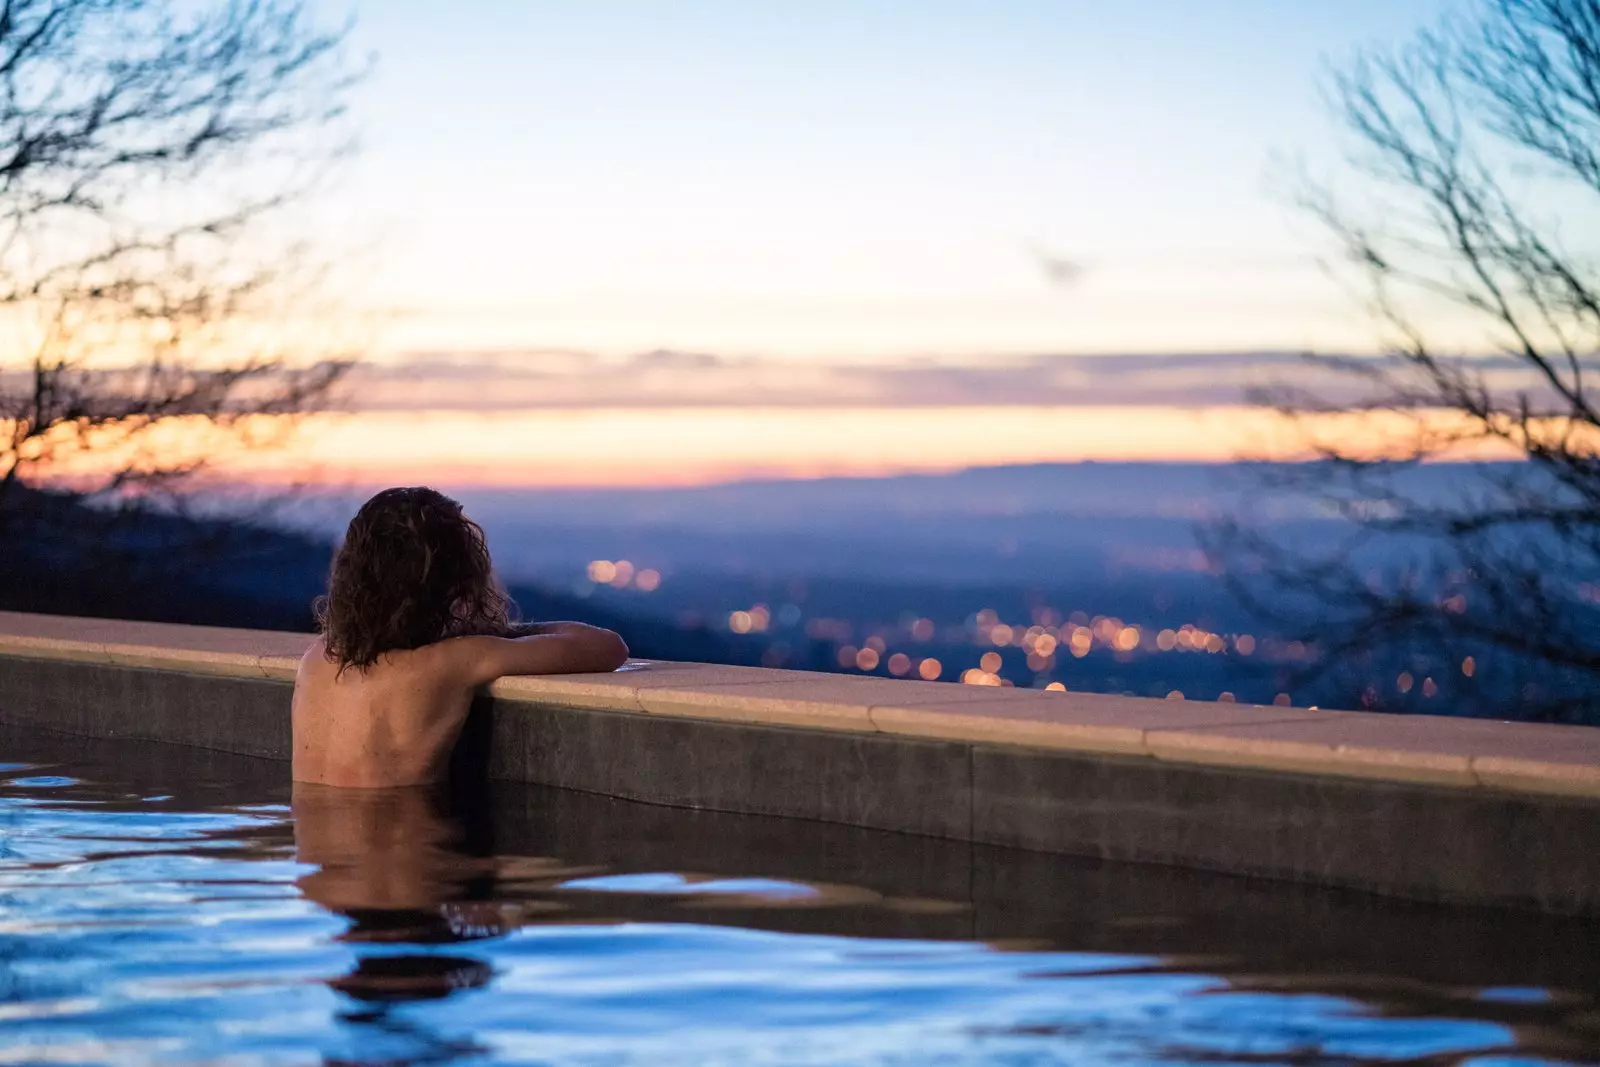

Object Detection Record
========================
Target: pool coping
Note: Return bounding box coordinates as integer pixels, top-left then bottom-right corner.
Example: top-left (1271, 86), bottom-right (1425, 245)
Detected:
top-left (3, 610), bottom-right (1598, 800)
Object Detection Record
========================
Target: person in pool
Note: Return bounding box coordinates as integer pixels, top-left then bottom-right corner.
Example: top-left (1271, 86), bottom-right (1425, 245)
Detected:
top-left (293, 486), bottom-right (629, 788)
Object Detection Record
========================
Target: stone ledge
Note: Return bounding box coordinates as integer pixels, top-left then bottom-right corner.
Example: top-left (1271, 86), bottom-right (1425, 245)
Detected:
top-left (0, 611), bottom-right (312, 682)
top-left (2, 610), bottom-right (1598, 799)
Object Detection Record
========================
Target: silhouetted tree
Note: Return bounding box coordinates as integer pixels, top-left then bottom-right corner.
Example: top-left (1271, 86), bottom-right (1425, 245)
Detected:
top-left (0, 0), bottom-right (356, 530)
top-left (1209, 0), bottom-right (1600, 721)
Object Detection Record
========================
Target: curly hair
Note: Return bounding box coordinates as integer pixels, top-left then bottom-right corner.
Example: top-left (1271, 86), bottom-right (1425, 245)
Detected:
top-left (314, 487), bottom-right (514, 672)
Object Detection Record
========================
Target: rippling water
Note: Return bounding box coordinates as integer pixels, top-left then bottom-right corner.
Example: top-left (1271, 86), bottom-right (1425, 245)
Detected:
top-left (2, 728), bottom-right (1598, 1066)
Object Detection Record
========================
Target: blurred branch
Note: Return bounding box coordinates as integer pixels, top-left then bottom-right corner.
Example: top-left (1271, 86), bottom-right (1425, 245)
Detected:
top-left (0, 0), bottom-right (360, 527)
top-left (1208, 0), bottom-right (1600, 720)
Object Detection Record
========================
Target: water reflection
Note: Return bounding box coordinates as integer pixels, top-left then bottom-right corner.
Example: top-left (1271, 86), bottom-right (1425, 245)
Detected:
top-left (292, 781), bottom-right (507, 1066)
top-left (293, 782), bottom-right (507, 942)
top-left (3, 725), bottom-right (1599, 1066)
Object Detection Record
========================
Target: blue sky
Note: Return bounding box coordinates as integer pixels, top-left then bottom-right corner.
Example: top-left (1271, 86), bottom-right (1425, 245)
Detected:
top-left (332, 1), bottom-right (1456, 361)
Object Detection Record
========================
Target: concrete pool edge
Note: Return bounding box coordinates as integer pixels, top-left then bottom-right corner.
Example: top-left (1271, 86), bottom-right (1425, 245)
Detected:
top-left (4, 610), bottom-right (1600, 915)
top-left (3, 610), bottom-right (1599, 800)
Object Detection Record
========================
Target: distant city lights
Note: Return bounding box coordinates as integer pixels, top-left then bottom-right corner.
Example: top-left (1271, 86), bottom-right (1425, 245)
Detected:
top-left (728, 605), bottom-right (771, 634)
top-left (586, 559), bottom-right (662, 592)
top-left (576, 566), bottom-right (1340, 703)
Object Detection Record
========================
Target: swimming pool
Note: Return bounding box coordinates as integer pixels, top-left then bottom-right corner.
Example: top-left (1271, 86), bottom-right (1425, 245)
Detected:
top-left (3, 725), bottom-right (1598, 1066)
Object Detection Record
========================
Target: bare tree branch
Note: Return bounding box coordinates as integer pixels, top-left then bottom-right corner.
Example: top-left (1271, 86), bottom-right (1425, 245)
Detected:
top-left (0, 0), bottom-right (359, 531)
top-left (1210, 0), bottom-right (1600, 722)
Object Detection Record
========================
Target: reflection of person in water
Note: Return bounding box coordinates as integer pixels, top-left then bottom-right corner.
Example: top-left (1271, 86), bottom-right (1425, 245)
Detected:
top-left (293, 781), bottom-right (506, 1006)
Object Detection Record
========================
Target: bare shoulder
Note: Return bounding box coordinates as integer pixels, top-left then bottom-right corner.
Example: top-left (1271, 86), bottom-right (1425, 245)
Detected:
top-left (297, 636), bottom-right (330, 682)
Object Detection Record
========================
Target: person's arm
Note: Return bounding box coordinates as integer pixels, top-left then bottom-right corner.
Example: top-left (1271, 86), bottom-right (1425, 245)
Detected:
top-left (446, 624), bottom-right (630, 687)
top-left (505, 621), bottom-right (601, 638)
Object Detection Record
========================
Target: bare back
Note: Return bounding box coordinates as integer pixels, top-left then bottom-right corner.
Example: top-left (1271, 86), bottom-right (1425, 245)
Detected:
top-left (292, 639), bottom-right (475, 788)
top-left (292, 624), bottom-right (629, 788)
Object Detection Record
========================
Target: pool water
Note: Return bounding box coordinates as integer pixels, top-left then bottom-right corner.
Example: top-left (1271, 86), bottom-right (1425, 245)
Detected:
top-left (2, 727), bottom-right (1599, 1066)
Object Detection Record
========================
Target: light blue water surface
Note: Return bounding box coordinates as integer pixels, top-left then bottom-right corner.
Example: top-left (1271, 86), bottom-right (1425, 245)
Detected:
top-left (0, 751), bottom-right (1595, 1067)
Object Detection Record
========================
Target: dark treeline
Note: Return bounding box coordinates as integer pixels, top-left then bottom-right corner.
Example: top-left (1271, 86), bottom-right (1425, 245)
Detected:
top-left (0, 488), bottom-right (793, 669)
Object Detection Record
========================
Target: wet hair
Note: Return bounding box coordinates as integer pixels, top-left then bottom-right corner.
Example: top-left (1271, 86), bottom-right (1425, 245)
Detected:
top-left (315, 487), bottom-right (513, 672)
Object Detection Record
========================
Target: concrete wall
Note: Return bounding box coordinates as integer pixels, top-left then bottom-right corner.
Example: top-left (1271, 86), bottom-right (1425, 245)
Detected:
top-left (3, 611), bottom-right (1600, 915)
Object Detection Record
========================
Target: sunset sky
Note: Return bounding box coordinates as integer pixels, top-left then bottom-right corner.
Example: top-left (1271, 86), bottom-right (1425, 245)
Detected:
top-left (28, 1), bottom-right (1500, 488)
top-left (286, 1), bottom-right (1486, 486)
top-left (333, 0), bottom-right (1457, 361)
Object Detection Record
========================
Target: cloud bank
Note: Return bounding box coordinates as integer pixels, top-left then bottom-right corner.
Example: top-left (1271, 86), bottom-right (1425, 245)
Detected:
top-left (337, 349), bottom-right (1558, 412)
